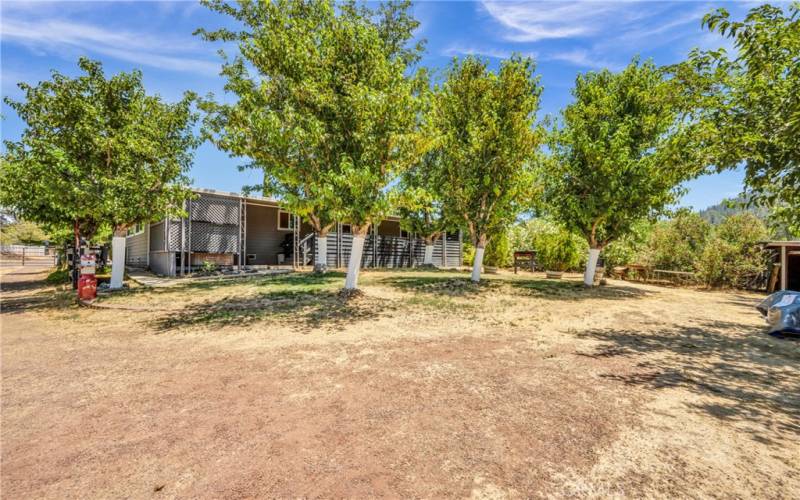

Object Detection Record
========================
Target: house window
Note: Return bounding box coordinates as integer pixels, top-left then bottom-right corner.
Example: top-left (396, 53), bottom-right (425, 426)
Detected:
top-left (340, 224), bottom-right (352, 234)
top-left (128, 223), bottom-right (145, 236)
top-left (400, 229), bottom-right (410, 238)
top-left (277, 210), bottom-right (295, 231)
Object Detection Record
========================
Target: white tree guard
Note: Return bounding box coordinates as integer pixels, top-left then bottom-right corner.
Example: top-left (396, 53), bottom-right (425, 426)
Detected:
top-left (471, 246), bottom-right (485, 282)
top-left (316, 236), bottom-right (328, 269)
top-left (345, 235), bottom-right (365, 289)
top-left (584, 248), bottom-right (601, 287)
top-left (110, 236), bottom-right (126, 289)
top-left (423, 244), bottom-right (434, 265)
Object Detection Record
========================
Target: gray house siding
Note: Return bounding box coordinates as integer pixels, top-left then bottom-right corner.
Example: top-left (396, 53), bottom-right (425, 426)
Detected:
top-left (139, 190), bottom-right (463, 276)
top-left (245, 203), bottom-right (288, 265)
top-left (125, 226), bottom-right (149, 267)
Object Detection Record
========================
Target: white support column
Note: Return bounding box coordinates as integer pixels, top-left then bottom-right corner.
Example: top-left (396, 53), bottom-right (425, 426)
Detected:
top-left (781, 245), bottom-right (788, 291)
top-left (110, 235), bottom-right (126, 289)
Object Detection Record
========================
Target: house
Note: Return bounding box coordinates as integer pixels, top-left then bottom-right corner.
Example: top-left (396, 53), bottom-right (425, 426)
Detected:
top-left (763, 240), bottom-right (800, 292)
top-left (126, 188), bottom-right (463, 276)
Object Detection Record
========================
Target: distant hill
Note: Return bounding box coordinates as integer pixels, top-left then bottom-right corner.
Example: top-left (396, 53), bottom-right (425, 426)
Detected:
top-left (697, 196), bottom-right (770, 225)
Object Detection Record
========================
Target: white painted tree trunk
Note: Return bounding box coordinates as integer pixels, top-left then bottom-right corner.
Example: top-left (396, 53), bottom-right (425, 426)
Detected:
top-left (423, 244), bottom-right (434, 265)
top-left (345, 234), bottom-right (365, 289)
top-left (110, 235), bottom-right (126, 289)
top-left (471, 246), bottom-right (485, 283)
top-left (314, 235), bottom-right (328, 273)
top-left (584, 248), bottom-right (601, 287)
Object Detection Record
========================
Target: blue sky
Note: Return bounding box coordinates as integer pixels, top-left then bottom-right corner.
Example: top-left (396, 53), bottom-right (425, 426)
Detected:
top-left (1, 0), bottom-right (760, 210)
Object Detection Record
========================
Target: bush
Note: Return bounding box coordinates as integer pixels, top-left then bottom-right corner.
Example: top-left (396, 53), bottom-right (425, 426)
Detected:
top-left (45, 267), bottom-right (70, 285)
top-left (483, 231), bottom-right (512, 267)
top-left (642, 211), bottom-right (711, 271)
top-left (536, 229), bottom-right (584, 272)
top-left (697, 213), bottom-right (770, 288)
top-left (603, 220), bottom-right (652, 269)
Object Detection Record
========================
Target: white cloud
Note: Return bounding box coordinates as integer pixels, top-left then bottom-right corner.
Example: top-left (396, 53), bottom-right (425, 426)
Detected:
top-left (1, 16), bottom-right (219, 75)
top-left (543, 49), bottom-right (622, 70)
top-left (480, 1), bottom-right (662, 43)
top-left (442, 44), bottom-right (537, 60)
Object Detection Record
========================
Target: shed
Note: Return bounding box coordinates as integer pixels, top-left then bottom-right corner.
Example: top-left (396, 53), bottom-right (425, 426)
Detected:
top-left (763, 241), bottom-right (800, 291)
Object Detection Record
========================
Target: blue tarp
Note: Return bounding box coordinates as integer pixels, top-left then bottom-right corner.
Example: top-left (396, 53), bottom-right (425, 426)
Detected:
top-left (756, 290), bottom-right (800, 335)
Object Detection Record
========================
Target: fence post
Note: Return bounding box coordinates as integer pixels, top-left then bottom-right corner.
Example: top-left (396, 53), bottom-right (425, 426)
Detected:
top-left (22, 247), bottom-right (25, 266)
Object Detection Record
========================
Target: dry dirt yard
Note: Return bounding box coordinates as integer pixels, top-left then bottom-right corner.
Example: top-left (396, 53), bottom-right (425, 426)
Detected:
top-left (2, 265), bottom-right (799, 498)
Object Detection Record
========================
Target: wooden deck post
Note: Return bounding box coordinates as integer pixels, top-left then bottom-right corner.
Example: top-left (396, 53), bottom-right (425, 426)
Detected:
top-left (781, 245), bottom-right (788, 291)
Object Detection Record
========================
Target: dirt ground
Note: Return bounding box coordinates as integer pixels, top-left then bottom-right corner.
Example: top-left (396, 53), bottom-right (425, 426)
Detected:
top-left (2, 266), bottom-right (798, 498)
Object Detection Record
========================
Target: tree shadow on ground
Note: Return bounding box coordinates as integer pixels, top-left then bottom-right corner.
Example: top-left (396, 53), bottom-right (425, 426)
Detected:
top-left (509, 278), bottom-right (652, 301)
top-left (575, 320), bottom-right (800, 444)
top-left (378, 275), bottom-right (501, 297)
top-left (152, 286), bottom-right (394, 334)
top-left (381, 274), bottom-right (652, 302)
top-left (0, 289), bottom-right (75, 315)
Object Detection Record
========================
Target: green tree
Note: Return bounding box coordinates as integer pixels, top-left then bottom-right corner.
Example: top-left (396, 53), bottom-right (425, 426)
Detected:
top-left (393, 150), bottom-right (451, 265)
top-left (542, 59), bottom-right (705, 286)
top-left (1, 58), bottom-right (198, 287)
top-left (198, 0), bottom-right (423, 285)
top-left (0, 219), bottom-right (48, 246)
top-left (431, 56), bottom-right (542, 282)
top-left (676, 3), bottom-right (800, 235)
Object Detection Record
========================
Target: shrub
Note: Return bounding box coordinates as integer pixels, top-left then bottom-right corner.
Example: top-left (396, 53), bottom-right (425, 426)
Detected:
top-left (603, 220), bottom-right (652, 269)
top-left (483, 231), bottom-right (512, 267)
top-left (536, 230), bottom-right (584, 272)
top-left (642, 211), bottom-right (711, 271)
top-left (697, 213), bottom-right (770, 288)
top-left (508, 218), bottom-right (587, 271)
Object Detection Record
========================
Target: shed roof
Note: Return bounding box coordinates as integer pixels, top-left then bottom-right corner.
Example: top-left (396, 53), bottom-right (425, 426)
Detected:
top-left (763, 241), bottom-right (800, 248)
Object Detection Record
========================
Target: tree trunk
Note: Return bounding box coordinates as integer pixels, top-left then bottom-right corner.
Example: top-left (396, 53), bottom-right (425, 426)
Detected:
top-left (110, 226), bottom-right (127, 289)
top-left (344, 225), bottom-right (369, 290)
top-left (583, 247), bottom-right (601, 287)
top-left (314, 230), bottom-right (329, 274)
top-left (72, 220), bottom-right (81, 290)
top-left (471, 233), bottom-right (487, 283)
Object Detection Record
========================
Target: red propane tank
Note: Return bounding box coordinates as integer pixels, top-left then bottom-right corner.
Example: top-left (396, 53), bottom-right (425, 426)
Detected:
top-left (78, 275), bottom-right (97, 301)
top-left (78, 254), bottom-right (97, 302)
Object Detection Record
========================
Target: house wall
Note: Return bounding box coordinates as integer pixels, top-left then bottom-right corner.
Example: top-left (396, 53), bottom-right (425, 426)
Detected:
top-left (245, 203), bottom-right (289, 265)
top-left (149, 251), bottom-right (175, 276)
top-left (125, 225), bottom-right (149, 267)
top-left (150, 222), bottom-right (165, 251)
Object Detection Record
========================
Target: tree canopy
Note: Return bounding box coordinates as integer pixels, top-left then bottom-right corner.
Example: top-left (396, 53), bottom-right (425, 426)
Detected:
top-left (674, 3), bottom-right (800, 235)
top-left (543, 59), bottom-right (705, 251)
top-left (1, 58), bottom-right (198, 242)
top-left (198, 0), bottom-right (423, 237)
top-left (431, 55), bottom-right (542, 281)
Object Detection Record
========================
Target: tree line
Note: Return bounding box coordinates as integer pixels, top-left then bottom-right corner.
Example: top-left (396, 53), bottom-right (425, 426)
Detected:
top-left (1, 0), bottom-right (797, 291)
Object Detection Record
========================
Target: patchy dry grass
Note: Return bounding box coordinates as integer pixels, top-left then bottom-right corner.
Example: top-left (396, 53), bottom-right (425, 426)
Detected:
top-left (2, 266), bottom-right (799, 498)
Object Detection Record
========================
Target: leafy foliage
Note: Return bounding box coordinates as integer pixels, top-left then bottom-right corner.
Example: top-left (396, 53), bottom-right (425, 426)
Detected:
top-left (431, 55), bottom-right (542, 249)
top-left (1, 58), bottom-right (198, 240)
top-left (697, 213), bottom-right (770, 288)
top-left (675, 3), bottom-right (800, 235)
top-left (198, 0), bottom-right (423, 235)
top-left (394, 149), bottom-right (450, 243)
top-left (542, 59), bottom-right (706, 250)
top-left (483, 230), bottom-right (511, 267)
top-left (642, 211), bottom-right (711, 272)
top-left (509, 218), bottom-right (587, 271)
top-left (602, 220), bottom-right (652, 269)
top-left (0, 220), bottom-right (48, 245)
